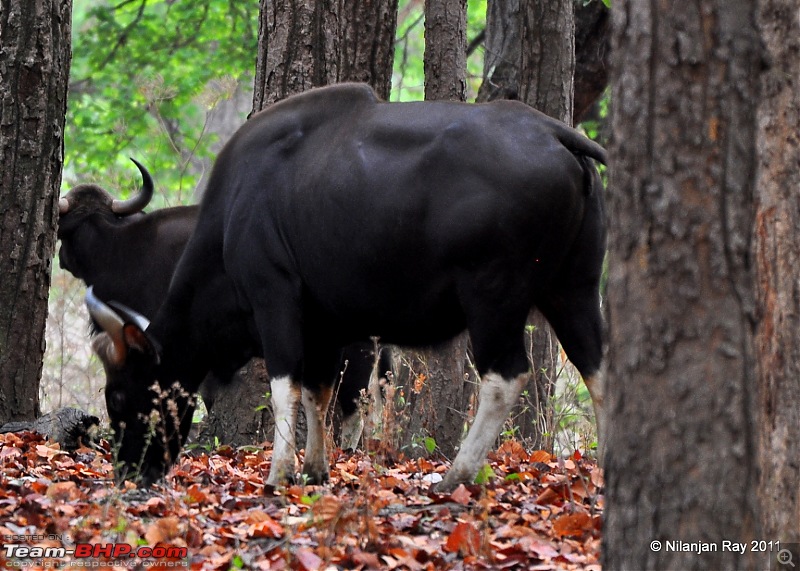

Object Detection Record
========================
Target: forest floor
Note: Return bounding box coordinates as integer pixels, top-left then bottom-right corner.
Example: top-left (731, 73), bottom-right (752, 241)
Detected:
top-left (0, 431), bottom-right (602, 570)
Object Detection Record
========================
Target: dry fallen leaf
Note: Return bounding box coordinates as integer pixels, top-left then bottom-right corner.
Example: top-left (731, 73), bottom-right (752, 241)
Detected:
top-left (444, 521), bottom-right (483, 557)
top-left (0, 432), bottom-right (602, 569)
top-left (553, 512), bottom-right (594, 539)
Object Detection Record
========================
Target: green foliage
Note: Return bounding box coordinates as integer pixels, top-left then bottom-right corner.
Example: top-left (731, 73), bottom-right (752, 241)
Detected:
top-left (66, 0), bottom-right (488, 201)
top-left (474, 463), bottom-right (494, 485)
top-left (67, 0), bottom-right (257, 200)
top-left (254, 392), bottom-right (272, 412)
top-left (301, 492), bottom-right (322, 506)
top-left (578, 86), bottom-right (610, 143)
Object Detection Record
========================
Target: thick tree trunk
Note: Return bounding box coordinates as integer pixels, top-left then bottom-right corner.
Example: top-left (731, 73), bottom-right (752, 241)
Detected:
top-left (603, 2), bottom-right (762, 569)
top-left (253, 0), bottom-right (398, 112)
top-left (755, 0), bottom-right (800, 542)
top-left (339, 0), bottom-right (398, 100)
top-left (477, 0), bottom-right (609, 125)
top-left (520, 0), bottom-right (574, 124)
top-left (252, 0), bottom-right (338, 111)
top-left (397, 340), bottom-right (473, 459)
top-left (0, 0), bottom-right (72, 424)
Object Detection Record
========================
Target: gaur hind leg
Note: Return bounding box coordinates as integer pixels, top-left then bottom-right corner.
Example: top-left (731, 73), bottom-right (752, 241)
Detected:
top-left (299, 343), bottom-right (342, 484)
top-left (438, 304), bottom-right (530, 491)
top-left (537, 286), bottom-right (605, 461)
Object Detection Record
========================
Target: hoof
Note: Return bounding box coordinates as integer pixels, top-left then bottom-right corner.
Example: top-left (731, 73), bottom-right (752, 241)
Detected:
top-left (266, 464), bottom-right (297, 487)
top-left (301, 469), bottom-right (329, 486)
top-left (433, 472), bottom-right (463, 494)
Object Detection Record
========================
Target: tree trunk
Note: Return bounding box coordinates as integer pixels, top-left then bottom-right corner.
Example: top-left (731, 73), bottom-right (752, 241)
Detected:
top-left (755, 0), bottom-right (800, 542)
top-left (423, 0), bottom-right (467, 101)
top-left (477, 0), bottom-right (609, 125)
top-left (253, 0), bottom-right (398, 112)
top-left (603, 2), bottom-right (762, 569)
top-left (208, 0), bottom-right (398, 448)
top-left (252, 0), bottom-right (338, 111)
top-left (520, 0), bottom-right (574, 124)
top-left (396, 0), bottom-right (470, 460)
top-left (339, 0), bottom-right (399, 100)
top-left (397, 340), bottom-right (473, 459)
top-left (573, 0), bottom-right (610, 124)
top-left (0, 0), bottom-right (72, 425)
top-left (476, 0), bottom-right (520, 103)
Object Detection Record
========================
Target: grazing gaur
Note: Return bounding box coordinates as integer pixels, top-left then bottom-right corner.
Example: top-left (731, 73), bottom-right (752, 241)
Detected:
top-left (58, 160), bottom-right (386, 437)
top-left (86, 83), bottom-right (607, 490)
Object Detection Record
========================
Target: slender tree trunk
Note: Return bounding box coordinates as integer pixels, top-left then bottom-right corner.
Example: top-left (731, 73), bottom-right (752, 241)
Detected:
top-left (424, 0), bottom-right (467, 101)
top-left (0, 0), bottom-right (72, 424)
top-left (603, 2), bottom-right (762, 569)
top-left (573, 0), bottom-right (610, 124)
top-left (755, 0), bottom-right (800, 542)
top-left (207, 0), bottom-right (398, 448)
top-left (476, 0), bottom-right (520, 103)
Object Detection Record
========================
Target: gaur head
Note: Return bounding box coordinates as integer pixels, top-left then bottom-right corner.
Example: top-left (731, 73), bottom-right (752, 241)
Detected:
top-left (57, 159), bottom-right (154, 279)
top-left (85, 287), bottom-right (195, 486)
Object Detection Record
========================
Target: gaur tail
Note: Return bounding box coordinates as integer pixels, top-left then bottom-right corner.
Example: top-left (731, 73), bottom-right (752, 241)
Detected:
top-left (550, 124), bottom-right (607, 197)
top-left (556, 128), bottom-right (608, 166)
top-left (578, 154), bottom-right (603, 197)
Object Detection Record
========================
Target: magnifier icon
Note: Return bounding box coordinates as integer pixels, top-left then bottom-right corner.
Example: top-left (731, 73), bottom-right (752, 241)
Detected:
top-left (778, 549), bottom-right (795, 567)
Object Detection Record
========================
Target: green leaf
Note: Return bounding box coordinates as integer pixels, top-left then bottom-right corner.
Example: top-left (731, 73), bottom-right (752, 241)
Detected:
top-left (423, 436), bottom-right (437, 454)
top-left (301, 493), bottom-right (321, 506)
top-left (229, 554), bottom-right (245, 570)
top-left (474, 464), bottom-right (494, 485)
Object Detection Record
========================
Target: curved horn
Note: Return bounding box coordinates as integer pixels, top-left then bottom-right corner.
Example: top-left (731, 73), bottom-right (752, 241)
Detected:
top-left (58, 197), bottom-right (70, 214)
top-left (85, 286), bottom-right (127, 366)
top-left (111, 158), bottom-right (154, 215)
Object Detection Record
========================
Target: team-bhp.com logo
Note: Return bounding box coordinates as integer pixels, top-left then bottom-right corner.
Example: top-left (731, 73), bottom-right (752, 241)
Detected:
top-left (2, 541), bottom-right (188, 567)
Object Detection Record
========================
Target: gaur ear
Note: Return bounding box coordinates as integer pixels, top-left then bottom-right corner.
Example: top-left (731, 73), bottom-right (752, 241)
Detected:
top-left (122, 323), bottom-right (161, 364)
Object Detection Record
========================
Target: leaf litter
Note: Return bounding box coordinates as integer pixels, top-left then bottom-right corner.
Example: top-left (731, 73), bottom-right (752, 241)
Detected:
top-left (0, 432), bottom-right (602, 569)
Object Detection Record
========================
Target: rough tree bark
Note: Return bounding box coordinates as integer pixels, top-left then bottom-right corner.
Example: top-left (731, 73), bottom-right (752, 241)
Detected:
top-left (394, 0), bottom-right (472, 460)
top-left (477, 0), bottom-right (609, 125)
top-left (573, 0), bottom-right (609, 125)
top-left (755, 0), bottom-right (800, 543)
top-left (423, 0), bottom-right (467, 101)
top-left (519, 0), bottom-right (574, 123)
top-left (253, 0), bottom-right (398, 111)
top-left (205, 0), bottom-right (398, 447)
top-left (0, 0), bottom-right (72, 425)
top-left (476, 0), bottom-right (520, 103)
top-left (339, 0), bottom-right (398, 100)
top-left (603, 2), bottom-right (763, 569)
